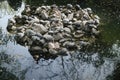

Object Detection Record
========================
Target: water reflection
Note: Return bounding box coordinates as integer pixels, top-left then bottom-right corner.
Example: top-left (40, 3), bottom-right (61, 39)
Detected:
top-left (24, 52), bottom-right (115, 80)
top-left (106, 62), bottom-right (120, 80)
top-left (0, 0), bottom-right (22, 10)
top-left (0, 40), bottom-right (120, 80)
top-left (7, 0), bottom-right (22, 10)
top-left (0, 0), bottom-right (25, 18)
top-left (0, 1), bottom-right (14, 18)
top-left (26, 0), bottom-right (79, 6)
top-left (0, 66), bottom-right (19, 80)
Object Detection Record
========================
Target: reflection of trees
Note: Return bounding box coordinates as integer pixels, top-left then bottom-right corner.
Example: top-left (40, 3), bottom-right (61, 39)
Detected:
top-left (0, 0), bottom-right (24, 18)
top-left (0, 27), bottom-right (117, 80)
top-left (25, 48), bottom-right (114, 80)
top-left (0, 67), bottom-right (19, 80)
top-left (106, 62), bottom-right (120, 80)
top-left (0, 33), bottom-right (116, 80)
top-left (85, 0), bottom-right (120, 23)
top-left (25, 0), bottom-right (120, 23)
top-left (106, 42), bottom-right (120, 80)
top-left (0, 28), bottom-right (15, 45)
top-left (0, 48), bottom-right (29, 80)
top-left (0, 0), bottom-right (22, 10)
top-left (0, 1), bottom-right (14, 17)
top-left (7, 0), bottom-right (22, 10)
top-left (26, 0), bottom-right (79, 6)
top-left (0, 28), bottom-right (27, 80)
top-left (0, 50), bottom-right (19, 80)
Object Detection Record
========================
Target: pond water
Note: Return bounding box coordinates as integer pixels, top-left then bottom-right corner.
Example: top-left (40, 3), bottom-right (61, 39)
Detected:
top-left (0, 0), bottom-right (120, 80)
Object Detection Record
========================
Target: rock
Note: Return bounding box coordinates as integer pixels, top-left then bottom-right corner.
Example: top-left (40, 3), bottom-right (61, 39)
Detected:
top-left (16, 32), bottom-right (24, 38)
top-left (27, 39), bottom-right (33, 45)
top-left (53, 20), bottom-right (63, 28)
top-left (46, 6), bottom-right (51, 10)
top-left (63, 33), bottom-right (72, 38)
top-left (86, 8), bottom-right (92, 14)
top-left (33, 55), bottom-right (40, 63)
top-left (58, 48), bottom-right (68, 56)
top-left (73, 20), bottom-right (82, 25)
top-left (63, 18), bottom-right (69, 24)
top-left (48, 30), bottom-right (54, 35)
top-left (8, 18), bottom-right (16, 24)
top-left (68, 13), bottom-right (74, 20)
top-left (61, 13), bottom-right (67, 19)
top-left (31, 16), bottom-right (40, 23)
top-left (40, 10), bottom-right (49, 20)
top-left (31, 36), bottom-right (40, 41)
top-left (7, 25), bottom-right (16, 31)
top-left (75, 4), bottom-right (81, 10)
top-left (82, 14), bottom-right (90, 20)
top-left (25, 5), bottom-right (31, 13)
top-left (40, 20), bottom-right (50, 27)
top-left (86, 20), bottom-right (95, 24)
top-left (50, 7), bottom-right (61, 20)
top-left (15, 35), bottom-right (28, 45)
top-left (43, 34), bottom-right (54, 41)
top-left (92, 28), bottom-right (100, 35)
top-left (89, 24), bottom-right (97, 29)
top-left (67, 25), bottom-right (74, 31)
top-left (30, 46), bottom-right (42, 51)
top-left (73, 30), bottom-right (84, 38)
top-left (79, 41), bottom-right (90, 47)
top-left (49, 49), bottom-right (57, 55)
top-left (22, 15), bottom-right (29, 20)
top-left (53, 33), bottom-right (63, 41)
top-left (67, 4), bottom-right (73, 9)
top-left (41, 6), bottom-right (46, 9)
top-left (48, 42), bottom-right (55, 49)
top-left (63, 27), bottom-right (71, 33)
top-left (35, 7), bottom-right (41, 13)
top-left (25, 29), bottom-right (36, 36)
top-left (43, 48), bottom-right (48, 53)
top-left (39, 39), bottom-right (45, 44)
top-left (51, 4), bottom-right (58, 9)
top-left (59, 38), bottom-right (70, 43)
top-left (73, 20), bottom-right (83, 30)
top-left (29, 46), bottom-right (42, 62)
top-left (26, 18), bottom-right (39, 24)
top-left (35, 32), bottom-right (43, 38)
top-left (63, 41), bottom-right (77, 50)
top-left (72, 18), bottom-right (77, 22)
top-left (64, 10), bottom-right (72, 14)
top-left (48, 42), bottom-right (60, 49)
top-left (33, 23), bottom-right (48, 34)
top-left (75, 13), bottom-right (80, 18)
top-left (94, 15), bottom-right (100, 20)
top-left (54, 42), bottom-right (60, 49)
top-left (16, 26), bottom-right (26, 33)
top-left (94, 19), bottom-right (100, 26)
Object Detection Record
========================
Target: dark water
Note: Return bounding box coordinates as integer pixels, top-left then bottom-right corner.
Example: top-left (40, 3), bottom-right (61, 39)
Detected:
top-left (0, 0), bottom-right (120, 80)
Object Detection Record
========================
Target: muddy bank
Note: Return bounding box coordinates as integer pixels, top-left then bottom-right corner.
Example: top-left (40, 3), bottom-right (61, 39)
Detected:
top-left (7, 4), bottom-right (100, 62)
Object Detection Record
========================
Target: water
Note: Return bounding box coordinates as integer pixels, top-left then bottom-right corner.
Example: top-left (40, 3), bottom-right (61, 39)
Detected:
top-left (0, 0), bottom-right (120, 80)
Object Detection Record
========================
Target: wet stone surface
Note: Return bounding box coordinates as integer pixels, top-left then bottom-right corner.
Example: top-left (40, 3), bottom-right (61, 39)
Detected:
top-left (7, 4), bottom-right (100, 63)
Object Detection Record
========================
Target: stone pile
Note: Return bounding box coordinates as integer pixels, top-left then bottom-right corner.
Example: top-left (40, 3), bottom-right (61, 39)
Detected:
top-left (7, 4), bottom-right (100, 62)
